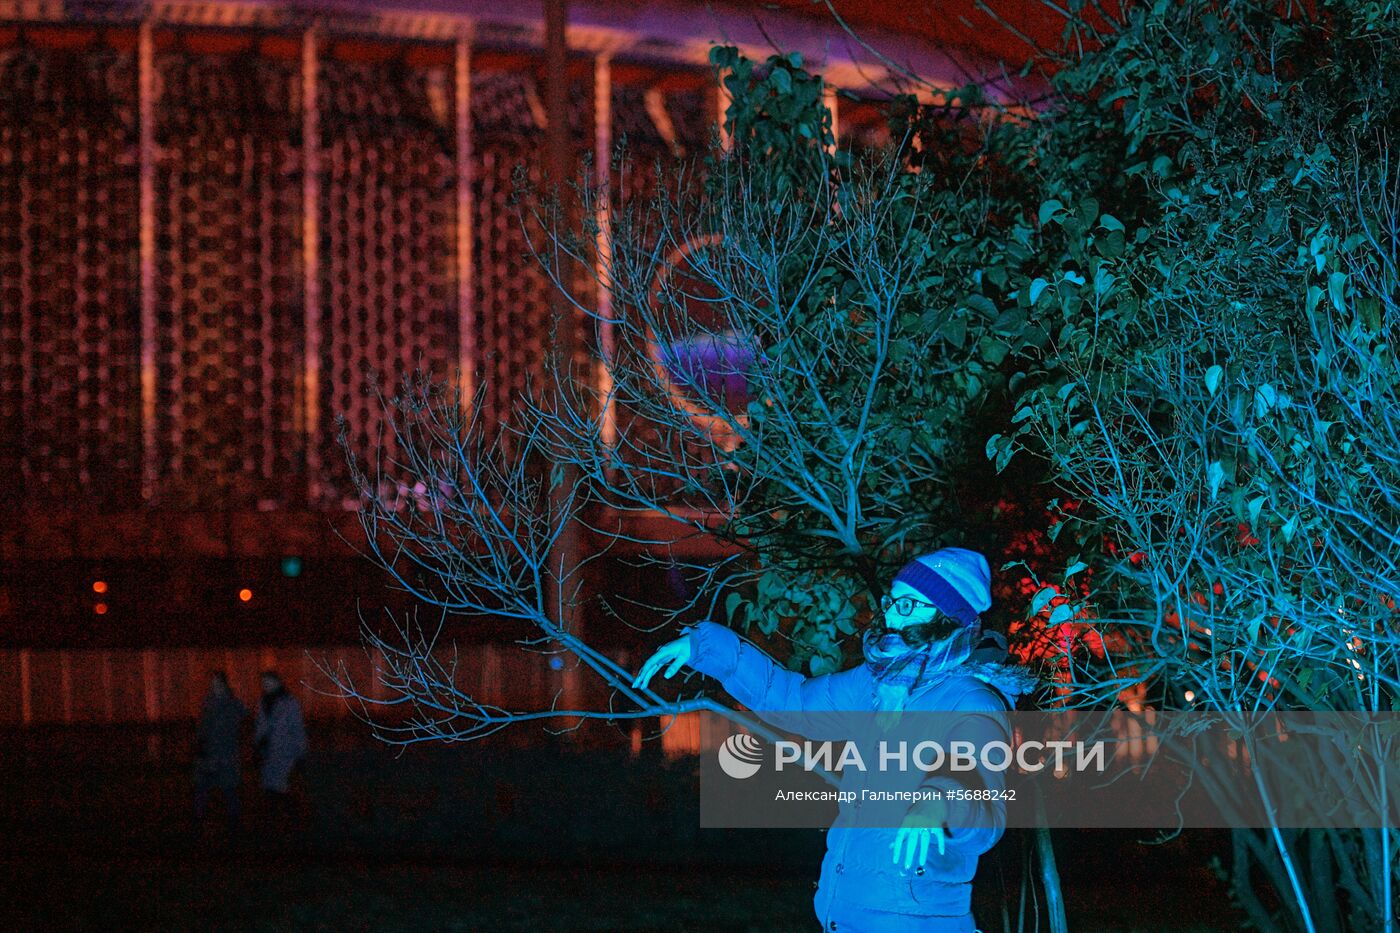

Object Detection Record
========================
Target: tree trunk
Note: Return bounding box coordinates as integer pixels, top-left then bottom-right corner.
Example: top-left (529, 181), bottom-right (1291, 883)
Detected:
top-left (1033, 785), bottom-right (1069, 933)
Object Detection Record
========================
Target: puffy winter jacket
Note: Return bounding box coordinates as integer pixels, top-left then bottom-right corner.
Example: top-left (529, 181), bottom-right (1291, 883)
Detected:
top-left (684, 620), bottom-right (1012, 932)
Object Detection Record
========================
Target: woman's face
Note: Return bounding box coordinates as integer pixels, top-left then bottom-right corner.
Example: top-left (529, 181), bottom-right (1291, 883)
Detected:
top-left (883, 580), bottom-right (942, 630)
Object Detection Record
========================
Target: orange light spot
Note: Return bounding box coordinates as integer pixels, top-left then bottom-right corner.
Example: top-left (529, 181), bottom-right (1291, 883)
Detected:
top-left (238, 588), bottom-right (253, 603)
top-left (94, 603), bottom-right (108, 615)
top-left (93, 581), bottom-right (107, 594)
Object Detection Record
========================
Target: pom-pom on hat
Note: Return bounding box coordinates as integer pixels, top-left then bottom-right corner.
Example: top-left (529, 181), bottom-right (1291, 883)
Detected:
top-left (892, 547), bottom-right (993, 627)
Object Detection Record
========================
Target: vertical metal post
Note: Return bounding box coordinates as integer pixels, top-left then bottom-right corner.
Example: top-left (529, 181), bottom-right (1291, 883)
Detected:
top-left (455, 35), bottom-right (475, 410)
top-left (716, 68), bottom-right (732, 151)
top-left (543, 0), bottom-right (583, 713)
top-left (544, 1), bottom-right (570, 224)
top-left (302, 27), bottom-right (322, 503)
top-left (138, 22), bottom-right (157, 501)
top-left (101, 651), bottom-right (114, 723)
top-left (60, 650), bottom-right (72, 723)
top-left (19, 648), bottom-right (31, 727)
top-left (142, 648), bottom-right (160, 722)
top-left (593, 54), bottom-right (615, 447)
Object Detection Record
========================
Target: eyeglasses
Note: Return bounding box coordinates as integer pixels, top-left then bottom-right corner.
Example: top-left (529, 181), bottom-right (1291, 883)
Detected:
top-left (873, 595), bottom-right (959, 647)
top-left (880, 594), bottom-right (941, 618)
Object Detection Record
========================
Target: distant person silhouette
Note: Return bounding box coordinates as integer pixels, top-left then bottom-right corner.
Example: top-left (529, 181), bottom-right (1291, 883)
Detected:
top-left (193, 670), bottom-right (247, 836)
top-left (254, 671), bottom-right (308, 819)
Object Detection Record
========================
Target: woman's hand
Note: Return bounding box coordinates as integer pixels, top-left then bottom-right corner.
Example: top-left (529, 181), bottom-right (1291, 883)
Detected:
top-left (631, 635), bottom-right (693, 690)
top-left (891, 796), bottom-right (948, 869)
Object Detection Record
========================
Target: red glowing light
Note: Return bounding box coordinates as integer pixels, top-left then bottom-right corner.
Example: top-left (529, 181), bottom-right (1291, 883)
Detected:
top-left (93, 581), bottom-right (107, 594)
top-left (94, 603), bottom-right (108, 615)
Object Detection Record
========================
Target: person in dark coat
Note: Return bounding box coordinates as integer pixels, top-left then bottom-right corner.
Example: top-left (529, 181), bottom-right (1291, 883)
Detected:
top-left (193, 670), bottom-right (248, 834)
top-left (254, 671), bottom-right (308, 807)
top-left (634, 547), bottom-right (1040, 933)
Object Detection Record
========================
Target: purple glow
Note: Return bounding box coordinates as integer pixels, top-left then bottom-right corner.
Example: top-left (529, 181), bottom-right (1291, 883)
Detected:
top-left (656, 333), bottom-right (758, 402)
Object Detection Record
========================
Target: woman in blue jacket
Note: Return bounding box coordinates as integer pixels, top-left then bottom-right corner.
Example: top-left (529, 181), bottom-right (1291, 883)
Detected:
top-left (633, 547), bottom-right (1038, 932)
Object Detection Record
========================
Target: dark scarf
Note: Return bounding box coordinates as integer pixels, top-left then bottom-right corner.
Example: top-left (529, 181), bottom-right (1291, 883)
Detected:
top-left (862, 623), bottom-right (1040, 709)
top-left (861, 621), bottom-right (983, 692)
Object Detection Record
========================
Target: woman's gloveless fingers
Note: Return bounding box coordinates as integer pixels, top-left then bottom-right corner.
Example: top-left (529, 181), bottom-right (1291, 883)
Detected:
top-left (633, 640), bottom-right (685, 689)
top-left (890, 828), bottom-right (941, 869)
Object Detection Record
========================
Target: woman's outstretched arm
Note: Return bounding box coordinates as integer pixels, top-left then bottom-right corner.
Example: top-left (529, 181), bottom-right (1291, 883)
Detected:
top-left (633, 620), bottom-right (863, 739)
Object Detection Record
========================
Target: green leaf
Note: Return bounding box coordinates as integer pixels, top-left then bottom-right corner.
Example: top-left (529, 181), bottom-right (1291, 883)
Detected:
top-left (834, 603), bottom-right (857, 635)
top-left (709, 46), bottom-right (737, 68)
top-left (1358, 296), bottom-right (1382, 331)
top-left (1231, 486), bottom-right (1248, 523)
top-left (1048, 603), bottom-right (1075, 625)
top-left (725, 591), bottom-right (746, 626)
top-left (1065, 561), bottom-right (1088, 578)
top-left (1207, 460), bottom-right (1225, 501)
top-left (1078, 197), bottom-right (1099, 227)
top-left (1030, 586), bottom-right (1057, 617)
top-left (1205, 365), bottom-right (1223, 396)
top-left (942, 315), bottom-right (967, 349)
top-left (1254, 383), bottom-right (1277, 418)
top-left (1098, 214), bottom-right (1125, 233)
top-left (965, 295), bottom-right (999, 318)
top-left (1247, 495), bottom-right (1267, 527)
top-left (1328, 271), bottom-right (1348, 312)
top-left (1029, 278), bottom-right (1050, 305)
top-left (992, 308), bottom-right (1027, 333)
top-left (1038, 199), bottom-right (1065, 226)
top-left (1306, 285), bottom-right (1323, 314)
top-left (1312, 420), bottom-right (1336, 454)
top-left (979, 337), bottom-right (1010, 366)
top-left (996, 440), bottom-right (1015, 473)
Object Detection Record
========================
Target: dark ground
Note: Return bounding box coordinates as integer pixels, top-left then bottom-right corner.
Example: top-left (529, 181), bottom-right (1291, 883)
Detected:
top-left (0, 724), bottom-right (1243, 932)
top-left (0, 853), bottom-right (1233, 933)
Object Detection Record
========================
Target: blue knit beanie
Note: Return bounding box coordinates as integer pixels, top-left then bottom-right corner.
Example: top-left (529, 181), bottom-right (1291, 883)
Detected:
top-left (891, 547), bottom-right (993, 627)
